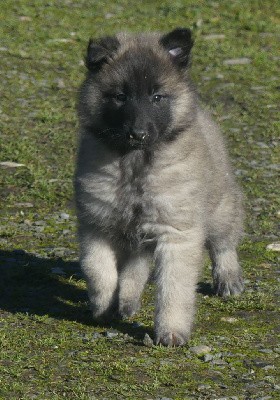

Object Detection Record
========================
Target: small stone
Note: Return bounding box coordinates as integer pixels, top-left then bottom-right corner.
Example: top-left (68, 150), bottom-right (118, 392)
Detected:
top-left (218, 115), bottom-right (231, 121)
top-left (198, 384), bottom-right (211, 390)
top-left (219, 384), bottom-right (228, 389)
top-left (23, 219), bottom-right (32, 226)
top-left (255, 397), bottom-right (272, 400)
top-left (47, 38), bottom-right (74, 44)
top-left (143, 333), bottom-right (154, 347)
top-left (216, 336), bottom-right (227, 341)
top-left (195, 19), bottom-right (203, 28)
top-left (14, 202), bottom-right (34, 208)
top-left (212, 359), bottom-right (228, 365)
top-left (33, 226), bottom-right (44, 233)
top-left (105, 330), bottom-right (119, 338)
top-left (235, 169), bottom-right (247, 176)
top-left (59, 212), bottom-right (70, 220)
top-left (254, 360), bottom-right (269, 368)
top-left (105, 12), bottom-right (114, 19)
top-left (123, 333), bottom-right (133, 340)
top-left (189, 345), bottom-right (212, 355)
top-left (92, 332), bottom-right (103, 340)
top-left (256, 141), bottom-right (269, 148)
top-left (203, 353), bottom-right (214, 362)
top-left (0, 161), bottom-right (25, 168)
top-left (220, 317), bottom-right (238, 323)
top-left (259, 349), bottom-right (273, 354)
top-left (19, 16), bottom-right (32, 21)
top-left (214, 397), bottom-right (229, 400)
top-left (55, 78), bottom-right (65, 89)
top-left (259, 32), bottom-right (276, 37)
top-left (223, 57), bottom-right (251, 65)
top-left (131, 321), bottom-right (143, 328)
top-left (266, 243), bottom-right (280, 252)
top-left (51, 247), bottom-right (73, 257)
top-left (252, 206), bottom-right (262, 213)
top-left (277, 210), bottom-right (280, 218)
top-left (203, 34), bottom-right (225, 40)
top-left (262, 365), bottom-right (275, 371)
top-left (267, 163), bottom-right (280, 170)
top-left (33, 220), bottom-right (46, 226)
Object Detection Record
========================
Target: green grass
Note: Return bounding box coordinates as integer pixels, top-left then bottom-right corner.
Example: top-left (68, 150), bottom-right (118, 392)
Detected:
top-left (0, 1), bottom-right (279, 399)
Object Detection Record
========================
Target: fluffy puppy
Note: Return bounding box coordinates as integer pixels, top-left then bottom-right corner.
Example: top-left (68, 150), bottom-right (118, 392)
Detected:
top-left (74, 28), bottom-right (244, 346)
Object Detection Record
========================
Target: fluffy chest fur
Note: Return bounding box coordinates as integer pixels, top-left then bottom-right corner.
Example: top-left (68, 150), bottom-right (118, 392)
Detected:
top-left (114, 149), bottom-right (157, 245)
top-left (75, 138), bottom-right (159, 247)
top-left (75, 129), bottom-right (210, 249)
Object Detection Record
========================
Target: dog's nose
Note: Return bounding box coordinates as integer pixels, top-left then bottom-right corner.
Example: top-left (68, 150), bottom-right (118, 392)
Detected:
top-left (129, 128), bottom-right (147, 141)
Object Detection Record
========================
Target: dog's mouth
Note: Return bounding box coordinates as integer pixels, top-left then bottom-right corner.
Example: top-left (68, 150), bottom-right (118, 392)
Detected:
top-left (127, 132), bottom-right (149, 148)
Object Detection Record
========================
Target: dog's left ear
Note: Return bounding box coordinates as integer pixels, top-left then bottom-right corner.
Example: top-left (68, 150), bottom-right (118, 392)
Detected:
top-left (160, 28), bottom-right (194, 68)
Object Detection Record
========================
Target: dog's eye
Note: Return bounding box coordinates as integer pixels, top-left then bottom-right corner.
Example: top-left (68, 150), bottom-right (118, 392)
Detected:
top-left (152, 94), bottom-right (163, 103)
top-left (115, 93), bottom-right (127, 102)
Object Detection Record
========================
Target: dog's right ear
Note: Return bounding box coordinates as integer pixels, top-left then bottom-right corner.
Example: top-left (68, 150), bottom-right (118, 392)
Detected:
top-left (85, 36), bottom-right (120, 72)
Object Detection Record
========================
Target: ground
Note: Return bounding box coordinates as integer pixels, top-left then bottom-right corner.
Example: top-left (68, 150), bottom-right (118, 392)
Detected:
top-left (0, 1), bottom-right (279, 399)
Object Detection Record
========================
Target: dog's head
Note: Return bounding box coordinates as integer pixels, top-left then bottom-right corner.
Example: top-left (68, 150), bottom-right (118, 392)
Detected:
top-left (79, 28), bottom-right (196, 153)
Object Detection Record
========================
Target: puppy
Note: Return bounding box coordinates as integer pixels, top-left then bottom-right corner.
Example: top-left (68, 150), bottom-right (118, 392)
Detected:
top-left (74, 28), bottom-right (244, 346)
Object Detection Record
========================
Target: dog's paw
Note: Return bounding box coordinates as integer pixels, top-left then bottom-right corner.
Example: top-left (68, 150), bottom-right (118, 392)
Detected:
top-left (118, 299), bottom-right (140, 319)
top-left (214, 275), bottom-right (244, 297)
top-left (155, 331), bottom-right (188, 347)
top-left (91, 300), bottom-right (119, 322)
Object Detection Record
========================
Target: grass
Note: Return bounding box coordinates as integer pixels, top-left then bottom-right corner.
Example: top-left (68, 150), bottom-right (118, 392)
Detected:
top-left (0, 0), bottom-right (279, 399)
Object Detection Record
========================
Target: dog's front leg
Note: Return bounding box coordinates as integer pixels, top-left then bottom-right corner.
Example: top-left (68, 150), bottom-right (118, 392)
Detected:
top-left (79, 228), bottom-right (118, 320)
top-left (154, 228), bottom-right (204, 346)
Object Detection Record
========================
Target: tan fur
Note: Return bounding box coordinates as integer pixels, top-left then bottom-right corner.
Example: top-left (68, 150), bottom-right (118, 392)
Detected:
top-left (75, 30), bottom-right (244, 346)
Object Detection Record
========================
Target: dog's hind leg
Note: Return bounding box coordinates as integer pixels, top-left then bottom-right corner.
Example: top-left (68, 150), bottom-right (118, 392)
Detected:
top-left (118, 251), bottom-right (151, 319)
